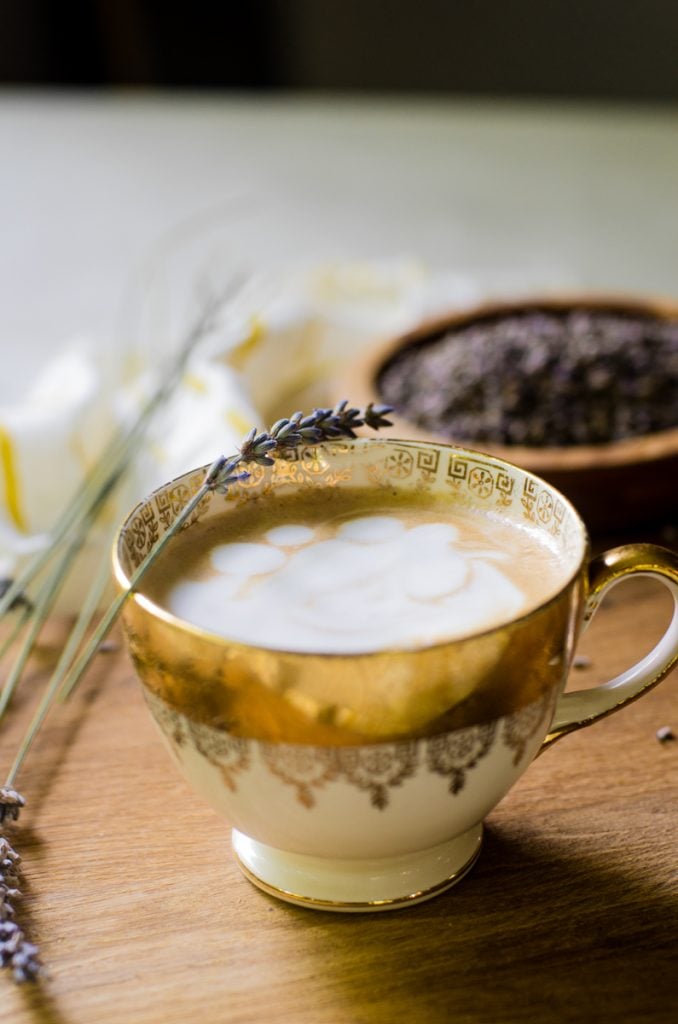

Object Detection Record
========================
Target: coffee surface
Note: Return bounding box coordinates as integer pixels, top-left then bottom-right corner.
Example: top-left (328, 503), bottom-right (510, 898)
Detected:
top-left (147, 488), bottom-right (566, 653)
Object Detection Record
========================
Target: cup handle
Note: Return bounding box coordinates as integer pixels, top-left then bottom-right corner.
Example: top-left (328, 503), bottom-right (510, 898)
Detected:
top-left (542, 543), bottom-right (678, 749)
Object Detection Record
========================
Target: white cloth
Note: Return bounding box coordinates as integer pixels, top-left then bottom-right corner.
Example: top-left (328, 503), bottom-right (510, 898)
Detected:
top-left (0, 260), bottom-right (478, 608)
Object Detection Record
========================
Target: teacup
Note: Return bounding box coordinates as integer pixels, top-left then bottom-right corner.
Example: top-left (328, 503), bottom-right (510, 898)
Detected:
top-left (114, 439), bottom-right (678, 911)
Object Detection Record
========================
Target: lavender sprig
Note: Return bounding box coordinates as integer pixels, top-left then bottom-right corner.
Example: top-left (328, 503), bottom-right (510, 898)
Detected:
top-left (0, 282), bottom-right (245, 987)
top-left (0, 399), bottom-right (392, 984)
top-left (0, 790), bottom-right (41, 983)
top-left (214, 401), bottom-right (393, 490)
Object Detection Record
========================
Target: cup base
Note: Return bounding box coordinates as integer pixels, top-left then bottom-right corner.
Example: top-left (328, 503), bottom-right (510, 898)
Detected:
top-left (231, 824), bottom-right (483, 912)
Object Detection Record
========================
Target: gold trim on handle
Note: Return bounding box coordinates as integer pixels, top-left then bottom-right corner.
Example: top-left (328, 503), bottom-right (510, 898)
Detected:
top-left (585, 543), bottom-right (678, 621)
top-left (542, 543), bottom-right (678, 750)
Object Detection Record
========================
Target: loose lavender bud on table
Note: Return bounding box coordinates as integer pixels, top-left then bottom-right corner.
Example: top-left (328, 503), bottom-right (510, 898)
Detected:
top-left (0, 788), bottom-right (24, 826)
top-left (1, 811), bottom-right (42, 983)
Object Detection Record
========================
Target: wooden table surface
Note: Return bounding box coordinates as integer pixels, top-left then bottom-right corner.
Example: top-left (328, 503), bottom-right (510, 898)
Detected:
top-left (2, 94), bottom-right (678, 1023)
top-left (1, 564), bottom-right (677, 1024)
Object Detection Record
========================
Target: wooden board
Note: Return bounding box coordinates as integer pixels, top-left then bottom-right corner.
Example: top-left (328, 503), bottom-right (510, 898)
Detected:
top-left (2, 576), bottom-right (677, 1024)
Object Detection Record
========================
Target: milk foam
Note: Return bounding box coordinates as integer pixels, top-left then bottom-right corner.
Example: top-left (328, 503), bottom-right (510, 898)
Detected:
top-left (166, 513), bottom-right (531, 653)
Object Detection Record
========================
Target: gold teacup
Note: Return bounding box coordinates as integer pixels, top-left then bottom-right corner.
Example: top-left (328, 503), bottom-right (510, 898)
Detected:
top-left (114, 439), bottom-right (678, 910)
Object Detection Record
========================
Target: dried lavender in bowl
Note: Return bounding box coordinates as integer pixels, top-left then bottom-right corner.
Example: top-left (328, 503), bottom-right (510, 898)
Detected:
top-left (377, 309), bottom-right (678, 447)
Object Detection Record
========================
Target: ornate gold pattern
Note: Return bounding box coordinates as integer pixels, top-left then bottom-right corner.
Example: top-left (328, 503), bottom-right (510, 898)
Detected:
top-left (154, 489), bottom-right (176, 532)
top-left (123, 470), bottom-right (211, 568)
top-left (521, 477), bottom-right (567, 536)
top-left (234, 462), bottom-right (267, 489)
top-left (121, 440), bottom-right (581, 570)
top-left (336, 743), bottom-right (418, 809)
top-left (536, 489), bottom-right (554, 523)
top-left (444, 453), bottom-right (532, 514)
top-left (261, 745), bottom-right (338, 808)
top-left (447, 455), bottom-right (469, 483)
top-left (116, 438), bottom-right (585, 747)
top-left (144, 690), bottom-right (558, 810)
top-left (468, 465), bottom-right (494, 499)
top-left (360, 444), bottom-right (567, 529)
top-left (495, 470), bottom-right (514, 507)
top-left (416, 447), bottom-right (440, 474)
top-left (521, 477), bottom-right (539, 518)
top-left (266, 447), bottom-right (353, 489)
top-left (502, 690), bottom-right (555, 765)
top-left (426, 722), bottom-right (497, 793)
top-left (187, 721), bottom-right (251, 792)
top-left (384, 448), bottom-right (415, 479)
top-left (143, 688), bottom-right (188, 749)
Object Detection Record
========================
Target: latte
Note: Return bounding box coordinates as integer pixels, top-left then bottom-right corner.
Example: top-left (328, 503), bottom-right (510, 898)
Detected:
top-left (147, 487), bottom-right (566, 654)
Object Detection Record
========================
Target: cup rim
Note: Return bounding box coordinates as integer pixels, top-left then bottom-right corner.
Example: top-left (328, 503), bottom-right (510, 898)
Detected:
top-left (112, 437), bottom-right (590, 659)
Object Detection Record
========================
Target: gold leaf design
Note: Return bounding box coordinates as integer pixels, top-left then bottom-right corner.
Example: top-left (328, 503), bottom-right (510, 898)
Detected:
top-left (416, 447), bottom-right (440, 476)
top-left (260, 744), bottom-right (339, 808)
top-left (384, 448), bottom-right (414, 479)
top-left (502, 691), bottom-right (554, 765)
top-left (536, 489), bottom-right (554, 524)
top-left (468, 466), bottom-right (494, 499)
top-left (495, 470), bottom-right (514, 508)
top-left (188, 720), bottom-right (251, 792)
top-left (169, 483), bottom-right (191, 516)
top-left (521, 477), bottom-right (539, 520)
top-left (425, 722), bottom-right (497, 794)
top-left (155, 489), bottom-right (174, 531)
top-left (447, 455), bottom-right (469, 482)
top-left (236, 463), bottom-right (267, 489)
top-left (143, 689), bottom-right (189, 751)
top-left (336, 743), bottom-right (418, 810)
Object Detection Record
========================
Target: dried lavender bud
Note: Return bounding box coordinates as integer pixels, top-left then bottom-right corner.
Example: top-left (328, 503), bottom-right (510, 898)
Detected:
top-left (378, 309), bottom-right (678, 447)
top-left (239, 429), bottom-right (278, 464)
top-left (10, 943), bottom-right (41, 984)
top-left (0, 788), bottom-right (25, 826)
top-left (97, 641), bottom-right (120, 654)
top-left (207, 455), bottom-right (251, 494)
top-left (363, 402), bottom-right (394, 431)
top-left (0, 820), bottom-right (42, 983)
top-left (0, 837), bottom-right (20, 871)
top-left (273, 417), bottom-right (302, 441)
top-left (213, 471), bottom-right (251, 493)
top-left (299, 426), bottom-right (324, 442)
top-left (330, 402), bottom-right (364, 437)
top-left (268, 418), bottom-right (290, 437)
top-left (656, 726), bottom-right (675, 743)
top-left (276, 431), bottom-right (305, 449)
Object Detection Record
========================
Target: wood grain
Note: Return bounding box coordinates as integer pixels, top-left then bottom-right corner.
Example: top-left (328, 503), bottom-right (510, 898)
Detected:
top-left (1, 577), bottom-right (677, 1024)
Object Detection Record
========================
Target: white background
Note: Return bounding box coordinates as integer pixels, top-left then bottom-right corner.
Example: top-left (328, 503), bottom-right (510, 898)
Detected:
top-left (1, 92), bottom-right (677, 393)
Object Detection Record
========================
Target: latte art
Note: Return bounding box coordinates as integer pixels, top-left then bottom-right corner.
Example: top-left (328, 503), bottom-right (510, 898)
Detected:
top-left (153, 489), bottom-right (565, 654)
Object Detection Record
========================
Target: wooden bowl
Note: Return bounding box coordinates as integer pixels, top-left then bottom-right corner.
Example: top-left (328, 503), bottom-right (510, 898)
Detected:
top-left (340, 294), bottom-right (678, 534)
